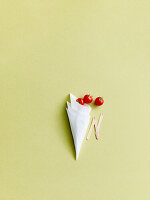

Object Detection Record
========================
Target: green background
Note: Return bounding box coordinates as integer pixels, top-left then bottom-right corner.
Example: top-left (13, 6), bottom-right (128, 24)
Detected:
top-left (0, 0), bottom-right (150, 199)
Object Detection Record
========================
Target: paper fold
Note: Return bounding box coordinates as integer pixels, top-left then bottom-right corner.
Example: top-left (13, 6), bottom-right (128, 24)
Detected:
top-left (66, 93), bottom-right (91, 160)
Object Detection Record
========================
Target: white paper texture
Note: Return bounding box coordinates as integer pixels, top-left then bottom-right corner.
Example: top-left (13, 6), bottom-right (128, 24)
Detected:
top-left (66, 93), bottom-right (91, 160)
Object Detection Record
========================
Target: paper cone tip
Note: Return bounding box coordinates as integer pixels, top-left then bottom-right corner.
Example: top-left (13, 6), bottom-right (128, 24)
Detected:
top-left (75, 147), bottom-right (80, 160)
top-left (76, 154), bottom-right (79, 160)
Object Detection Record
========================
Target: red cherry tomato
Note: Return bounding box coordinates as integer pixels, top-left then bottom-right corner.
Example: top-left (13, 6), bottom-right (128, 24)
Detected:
top-left (95, 97), bottom-right (104, 106)
top-left (76, 98), bottom-right (84, 105)
top-left (83, 94), bottom-right (93, 104)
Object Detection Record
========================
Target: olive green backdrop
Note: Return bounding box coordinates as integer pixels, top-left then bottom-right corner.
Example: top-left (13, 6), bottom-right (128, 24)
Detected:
top-left (0, 0), bottom-right (150, 199)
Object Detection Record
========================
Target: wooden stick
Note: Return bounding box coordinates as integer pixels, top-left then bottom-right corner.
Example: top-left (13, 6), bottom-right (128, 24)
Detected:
top-left (86, 117), bottom-right (95, 140)
top-left (87, 114), bottom-right (103, 140)
top-left (95, 114), bottom-right (103, 139)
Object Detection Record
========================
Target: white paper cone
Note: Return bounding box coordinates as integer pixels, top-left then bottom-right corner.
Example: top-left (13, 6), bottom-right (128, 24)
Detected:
top-left (66, 94), bottom-right (91, 160)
